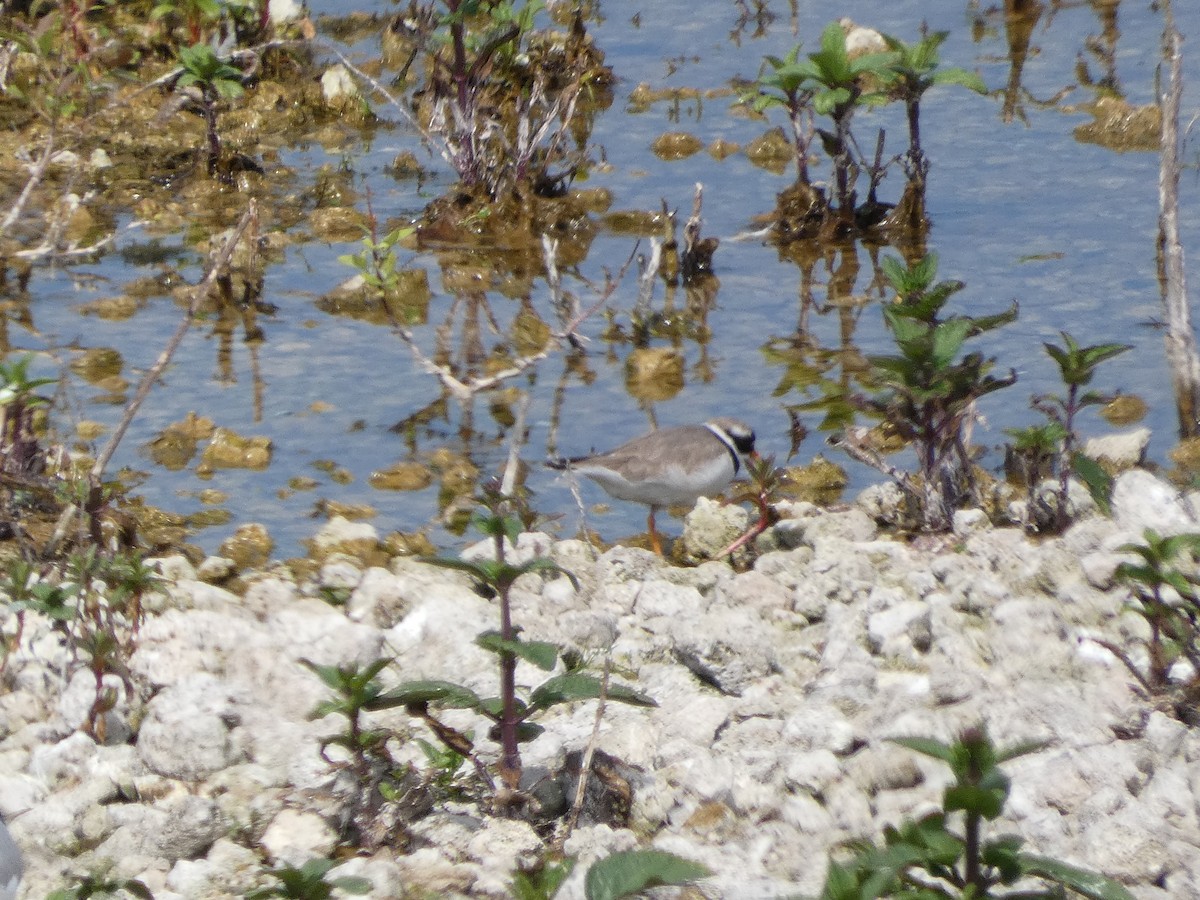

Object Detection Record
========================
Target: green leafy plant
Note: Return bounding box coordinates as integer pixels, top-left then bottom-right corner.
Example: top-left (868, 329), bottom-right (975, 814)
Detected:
top-left (747, 44), bottom-right (820, 187)
top-left (337, 222), bottom-right (417, 299)
top-left (9, 547), bottom-right (164, 741)
top-left (304, 657), bottom-right (394, 780)
top-left (175, 42), bottom-right (246, 176)
top-left (0, 353), bottom-right (56, 477)
top-left (721, 452), bottom-right (784, 558)
top-left (152, 0), bottom-right (265, 46)
top-left (245, 858), bottom-right (371, 899)
top-left (842, 253), bottom-right (1017, 531)
top-left (303, 656), bottom-right (434, 848)
top-left (47, 871), bottom-right (154, 899)
top-left (584, 849), bottom-right (711, 900)
top-left (819, 725), bottom-right (1134, 899)
top-left (510, 857), bottom-right (576, 900)
top-left (65, 548), bottom-right (143, 741)
top-left (151, 0), bottom-right (223, 44)
top-left (881, 29), bottom-right (986, 229)
top-left (1, 558), bottom-right (74, 671)
top-left (1004, 421), bottom-right (1068, 527)
top-left (800, 21), bottom-right (896, 217)
top-left (1091, 529), bottom-right (1200, 723)
top-left (1024, 332), bottom-right (1131, 530)
top-left (367, 480), bottom-right (655, 811)
top-left (414, 735), bottom-right (469, 795)
top-left (746, 22), bottom-right (896, 222)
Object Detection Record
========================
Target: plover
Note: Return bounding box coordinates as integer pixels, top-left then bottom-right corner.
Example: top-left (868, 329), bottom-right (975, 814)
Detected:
top-left (548, 417), bottom-right (757, 554)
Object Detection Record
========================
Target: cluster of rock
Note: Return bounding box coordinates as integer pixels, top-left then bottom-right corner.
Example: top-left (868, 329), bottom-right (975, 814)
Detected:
top-left (1, 467), bottom-right (1199, 898)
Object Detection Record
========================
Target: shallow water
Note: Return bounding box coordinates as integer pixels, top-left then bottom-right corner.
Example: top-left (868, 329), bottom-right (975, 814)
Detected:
top-left (14, 0), bottom-right (1199, 556)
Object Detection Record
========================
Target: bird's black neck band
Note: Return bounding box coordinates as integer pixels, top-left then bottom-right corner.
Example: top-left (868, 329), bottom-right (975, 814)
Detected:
top-left (707, 424), bottom-right (741, 476)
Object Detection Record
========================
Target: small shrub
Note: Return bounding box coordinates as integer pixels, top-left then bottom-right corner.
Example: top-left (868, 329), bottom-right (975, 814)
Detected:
top-left (47, 870), bottom-right (154, 900)
top-left (174, 43), bottom-right (247, 176)
top-left (303, 656), bottom-right (434, 848)
top-left (368, 481), bottom-right (655, 813)
top-left (1, 547), bottom-right (162, 741)
top-left (1014, 332), bottom-right (1131, 531)
top-left (1093, 529), bottom-right (1200, 724)
top-left (839, 253), bottom-right (1017, 531)
top-left (819, 725), bottom-right (1134, 899)
top-left (0, 354), bottom-right (55, 478)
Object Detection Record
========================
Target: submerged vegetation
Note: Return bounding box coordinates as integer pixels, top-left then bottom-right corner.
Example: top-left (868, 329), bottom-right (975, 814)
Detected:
top-left (0, 0), bottom-right (1196, 892)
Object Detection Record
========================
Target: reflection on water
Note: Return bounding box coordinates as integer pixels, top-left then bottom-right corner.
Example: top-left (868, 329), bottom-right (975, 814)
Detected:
top-left (12, 0), bottom-right (1199, 555)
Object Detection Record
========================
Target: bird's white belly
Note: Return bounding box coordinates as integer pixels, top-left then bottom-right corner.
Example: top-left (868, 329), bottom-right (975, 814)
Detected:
top-left (582, 455), bottom-right (734, 507)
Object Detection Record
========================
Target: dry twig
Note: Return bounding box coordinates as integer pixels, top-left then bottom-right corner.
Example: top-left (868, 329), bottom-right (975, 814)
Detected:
top-left (1157, 0), bottom-right (1200, 436)
top-left (43, 202), bottom-right (259, 555)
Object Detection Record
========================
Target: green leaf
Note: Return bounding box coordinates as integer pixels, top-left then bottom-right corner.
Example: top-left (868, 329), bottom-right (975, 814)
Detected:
top-left (1159, 532), bottom-right (1200, 559)
top-left (332, 875), bottom-right (374, 894)
top-left (528, 673), bottom-right (657, 712)
top-left (968, 300), bottom-right (1019, 334)
top-left (584, 850), bottom-right (710, 900)
top-left (1045, 333), bottom-right (1131, 387)
top-left (478, 695), bottom-right (529, 721)
top-left (1115, 562), bottom-right (1160, 587)
top-left (1081, 342), bottom-right (1133, 369)
top-left (299, 659), bottom-right (344, 690)
top-left (849, 51), bottom-right (900, 80)
top-left (881, 255), bottom-right (910, 292)
top-left (1018, 853), bottom-right (1136, 900)
top-left (931, 66), bottom-right (987, 93)
top-left (944, 783), bottom-right (1006, 820)
top-left (515, 557), bottom-right (581, 590)
top-left (930, 318), bottom-right (973, 368)
top-left (511, 858), bottom-right (576, 900)
top-left (993, 736), bottom-right (1051, 764)
top-left (214, 77), bottom-right (245, 100)
top-left (513, 721), bottom-right (545, 742)
top-left (818, 859), bottom-right (859, 899)
top-left (814, 86), bottom-right (852, 116)
top-left (368, 679), bottom-right (482, 710)
top-left (1072, 452), bottom-right (1114, 516)
top-left (420, 555), bottom-right (495, 583)
top-left (1006, 421), bottom-right (1068, 452)
top-left (889, 735), bottom-right (955, 764)
top-left (476, 631), bottom-right (559, 670)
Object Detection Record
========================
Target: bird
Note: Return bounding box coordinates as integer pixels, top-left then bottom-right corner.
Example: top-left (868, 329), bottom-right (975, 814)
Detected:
top-left (547, 417), bottom-right (758, 554)
top-left (0, 815), bottom-right (22, 900)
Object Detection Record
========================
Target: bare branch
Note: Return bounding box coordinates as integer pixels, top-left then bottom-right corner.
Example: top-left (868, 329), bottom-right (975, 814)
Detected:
top-left (1157, 1), bottom-right (1200, 436)
top-left (43, 202), bottom-right (260, 555)
top-left (0, 132), bottom-right (56, 242)
top-left (95, 202), bottom-right (260, 480)
top-left (500, 392), bottom-right (529, 497)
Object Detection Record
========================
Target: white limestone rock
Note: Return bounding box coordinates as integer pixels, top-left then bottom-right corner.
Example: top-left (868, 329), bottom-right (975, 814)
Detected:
top-left (166, 837), bottom-right (260, 897)
top-left (136, 675), bottom-right (244, 781)
top-left (678, 496), bottom-right (749, 562)
top-left (92, 794), bottom-right (220, 864)
top-left (258, 808), bottom-right (338, 868)
top-left (1083, 428), bottom-right (1151, 470)
top-left (345, 565), bottom-right (411, 626)
top-left (1112, 468), bottom-right (1195, 532)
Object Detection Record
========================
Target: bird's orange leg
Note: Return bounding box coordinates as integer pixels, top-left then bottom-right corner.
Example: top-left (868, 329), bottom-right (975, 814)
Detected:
top-left (648, 507), bottom-right (664, 555)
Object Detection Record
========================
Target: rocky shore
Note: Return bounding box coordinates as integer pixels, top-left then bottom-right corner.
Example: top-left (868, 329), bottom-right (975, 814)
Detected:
top-left (2, 467), bottom-right (1199, 898)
